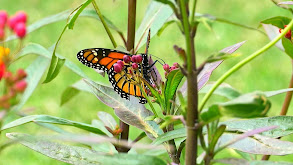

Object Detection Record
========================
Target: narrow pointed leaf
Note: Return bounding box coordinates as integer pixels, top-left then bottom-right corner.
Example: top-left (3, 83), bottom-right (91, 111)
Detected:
top-left (13, 56), bottom-right (50, 112)
top-left (97, 112), bottom-right (117, 130)
top-left (164, 69), bottom-right (184, 110)
top-left (60, 87), bottom-right (80, 106)
top-left (7, 133), bottom-right (166, 165)
top-left (135, 1), bottom-right (173, 51)
top-left (199, 83), bottom-right (241, 100)
top-left (1, 115), bottom-right (107, 135)
top-left (222, 116), bottom-right (293, 138)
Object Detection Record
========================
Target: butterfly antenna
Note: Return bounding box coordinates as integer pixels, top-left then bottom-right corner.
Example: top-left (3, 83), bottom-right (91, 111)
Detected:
top-left (145, 29), bottom-right (151, 55)
top-left (150, 54), bottom-right (165, 65)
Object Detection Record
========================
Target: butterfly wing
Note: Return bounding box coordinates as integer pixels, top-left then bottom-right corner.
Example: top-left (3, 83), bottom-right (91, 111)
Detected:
top-left (77, 48), bottom-right (148, 104)
top-left (77, 48), bottom-right (129, 72)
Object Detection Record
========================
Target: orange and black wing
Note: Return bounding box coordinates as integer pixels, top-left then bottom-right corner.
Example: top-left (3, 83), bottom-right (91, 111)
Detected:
top-left (77, 48), bottom-right (130, 72)
top-left (108, 66), bottom-right (147, 104)
top-left (77, 48), bottom-right (148, 104)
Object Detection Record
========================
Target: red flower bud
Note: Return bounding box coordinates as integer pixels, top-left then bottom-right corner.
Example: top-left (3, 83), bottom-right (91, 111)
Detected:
top-left (0, 11), bottom-right (8, 24)
top-left (17, 69), bottom-right (27, 80)
top-left (0, 62), bottom-right (5, 80)
top-left (0, 19), bottom-right (5, 29)
top-left (131, 55), bottom-right (137, 63)
top-left (170, 66), bottom-right (176, 71)
top-left (132, 63), bottom-right (138, 69)
top-left (8, 16), bottom-right (18, 30)
top-left (15, 11), bottom-right (27, 23)
top-left (0, 29), bottom-right (4, 40)
top-left (3, 71), bottom-right (14, 84)
top-left (123, 55), bottom-right (131, 63)
top-left (173, 62), bottom-right (179, 68)
top-left (14, 22), bottom-right (26, 38)
top-left (151, 84), bottom-right (156, 88)
top-left (279, 25), bottom-right (292, 39)
top-left (136, 55), bottom-right (143, 63)
top-left (116, 60), bottom-right (124, 68)
top-left (163, 64), bottom-right (170, 72)
top-left (13, 80), bottom-right (27, 92)
top-left (113, 63), bottom-right (123, 73)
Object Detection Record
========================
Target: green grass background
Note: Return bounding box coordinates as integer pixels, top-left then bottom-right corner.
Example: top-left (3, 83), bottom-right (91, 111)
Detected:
top-left (1, 0), bottom-right (293, 164)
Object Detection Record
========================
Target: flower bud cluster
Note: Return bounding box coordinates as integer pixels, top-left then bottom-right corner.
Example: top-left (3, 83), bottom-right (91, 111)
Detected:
top-left (0, 69), bottom-right (27, 109)
top-left (163, 63), bottom-right (179, 77)
top-left (0, 10), bottom-right (27, 40)
top-left (114, 54), bottom-right (143, 73)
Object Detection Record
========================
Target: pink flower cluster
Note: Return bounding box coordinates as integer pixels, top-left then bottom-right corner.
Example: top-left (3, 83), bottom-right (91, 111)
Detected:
top-left (163, 62), bottom-right (179, 77)
top-left (0, 10), bottom-right (27, 40)
top-left (113, 55), bottom-right (143, 73)
top-left (0, 69), bottom-right (27, 109)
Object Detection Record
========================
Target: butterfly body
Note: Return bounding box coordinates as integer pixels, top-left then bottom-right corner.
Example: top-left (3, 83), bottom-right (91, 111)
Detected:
top-left (77, 48), bottom-right (151, 104)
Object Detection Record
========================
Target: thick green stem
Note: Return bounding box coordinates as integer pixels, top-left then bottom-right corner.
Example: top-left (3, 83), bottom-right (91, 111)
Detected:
top-left (199, 19), bottom-right (293, 111)
top-left (179, 0), bottom-right (198, 164)
top-left (92, 0), bottom-right (117, 48)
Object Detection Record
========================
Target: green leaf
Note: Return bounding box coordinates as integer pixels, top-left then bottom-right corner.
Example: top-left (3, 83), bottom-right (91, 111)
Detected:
top-left (263, 88), bottom-right (293, 97)
top-left (97, 111), bottom-right (117, 130)
top-left (261, 16), bottom-right (291, 29)
top-left (68, 0), bottom-right (93, 29)
top-left (135, 1), bottom-right (173, 51)
top-left (216, 158), bottom-right (293, 165)
top-left (164, 69), bottom-right (184, 110)
top-left (200, 105), bottom-right (221, 123)
top-left (17, 43), bottom-right (90, 79)
top-left (157, 20), bottom-right (176, 36)
top-left (43, 26), bottom-right (67, 83)
top-left (218, 133), bottom-right (293, 155)
top-left (282, 38), bottom-right (293, 59)
top-left (1, 115), bottom-right (107, 135)
top-left (12, 56), bottom-right (50, 112)
top-left (152, 127), bottom-right (186, 145)
top-left (199, 83), bottom-right (241, 100)
top-left (84, 79), bottom-right (163, 139)
top-left (217, 93), bottom-right (271, 118)
top-left (7, 133), bottom-right (166, 165)
top-left (223, 116), bottom-right (293, 138)
top-left (60, 87), bottom-right (80, 106)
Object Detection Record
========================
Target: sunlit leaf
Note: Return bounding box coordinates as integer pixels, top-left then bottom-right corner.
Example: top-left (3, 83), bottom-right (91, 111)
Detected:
top-left (84, 79), bottom-right (163, 139)
top-left (1, 115), bottom-right (107, 135)
top-left (199, 83), bottom-right (241, 100)
top-left (222, 116), bottom-right (293, 138)
top-left (218, 133), bottom-right (293, 155)
top-left (13, 56), bottom-right (50, 112)
top-left (216, 158), bottom-right (293, 165)
top-left (97, 112), bottom-right (117, 130)
top-left (7, 133), bottom-right (166, 165)
top-left (152, 127), bottom-right (185, 145)
top-left (262, 24), bottom-right (284, 50)
top-left (135, 1), bottom-right (173, 51)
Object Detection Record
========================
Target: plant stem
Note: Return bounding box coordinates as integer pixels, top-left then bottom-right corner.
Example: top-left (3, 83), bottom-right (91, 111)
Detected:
top-left (117, 0), bottom-right (137, 153)
top-left (126, 0), bottom-right (136, 54)
top-left (280, 60), bottom-right (293, 116)
top-left (92, 0), bottom-right (117, 48)
top-left (179, 0), bottom-right (198, 164)
top-left (262, 59), bottom-right (293, 160)
top-left (199, 19), bottom-right (293, 111)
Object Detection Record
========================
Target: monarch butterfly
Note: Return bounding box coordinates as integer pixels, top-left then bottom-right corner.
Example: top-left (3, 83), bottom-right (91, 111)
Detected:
top-left (76, 48), bottom-right (153, 104)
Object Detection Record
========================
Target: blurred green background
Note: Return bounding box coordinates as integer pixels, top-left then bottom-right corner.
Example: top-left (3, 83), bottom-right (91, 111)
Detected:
top-left (1, 0), bottom-right (293, 164)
